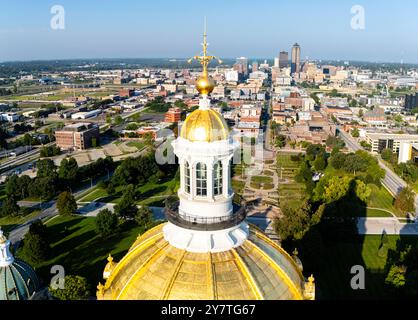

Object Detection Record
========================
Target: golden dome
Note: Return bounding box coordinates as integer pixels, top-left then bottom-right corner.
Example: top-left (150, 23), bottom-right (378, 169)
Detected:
top-left (180, 108), bottom-right (229, 142)
top-left (97, 223), bottom-right (311, 300)
top-left (196, 72), bottom-right (215, 95)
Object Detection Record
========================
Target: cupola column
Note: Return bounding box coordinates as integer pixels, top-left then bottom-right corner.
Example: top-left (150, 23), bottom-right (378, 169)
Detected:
top-left (179, 158), bottom-right (185, 194)
top-left (222, 158), bottom-right (230, 198)
top-left (207, 160), bottom-right (214, 201)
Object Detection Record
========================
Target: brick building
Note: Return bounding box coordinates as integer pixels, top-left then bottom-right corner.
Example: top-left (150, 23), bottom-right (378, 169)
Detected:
top-left (165, 107), bottom-right (182, 123)
top-left (55, 123), bottom-right (100, 150)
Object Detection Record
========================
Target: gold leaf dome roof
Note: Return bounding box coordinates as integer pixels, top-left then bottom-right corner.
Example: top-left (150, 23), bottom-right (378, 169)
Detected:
top-left (180, 108), bottom-right (229, 142)
top-left (97, 223), bottom-right (310, 300)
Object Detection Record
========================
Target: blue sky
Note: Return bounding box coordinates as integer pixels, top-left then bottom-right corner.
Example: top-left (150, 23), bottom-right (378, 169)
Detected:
top-left (0, 0), bottom-right (417, 62)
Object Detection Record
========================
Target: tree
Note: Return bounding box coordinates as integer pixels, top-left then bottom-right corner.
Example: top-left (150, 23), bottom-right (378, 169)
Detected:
top-left (313, 155), bottom-right (326, 171)
top-left (1, 197), bottom-right (20, 217)
top-left (56, 191), bottom-right (77, 216)
top-left (29, 176), bottom-right (56, 200)
top-left (351, 128), bottom-right (360, 138)
top-left (381, 148), bottom-right (393, 162)
top-left (95, 209), bottom-right (118, 237)
top-left (330, 152), bottom-right (346, 170)
top-left (274, 201), bottom-right (311, 242)
top-left (36, 159), bottom-right (57, 179)
top-left (114, 115), bottom-right (123, 125)
top-left (135, 206), bottom-right (153, 227)
top-left (385, 265), bottom-right (406, 289)
top-left (58, 157), bottom-right (78, 186)
top-left (21, 220), bottom-right (49, 264)
top-left (394, 187), bottom-right (415, 215)
top-left (49, 275), bottom-right (90, 300)
top-left (354, 179), bottom-right (372, 202)
top-left (314, 175), bottom-right (352, 204)
top-left (114, 184), bottom-right (137, 219)
top-left (306, 144), bottom-right (325, 162)
top-left (40, 145), bottom-right (61, 157)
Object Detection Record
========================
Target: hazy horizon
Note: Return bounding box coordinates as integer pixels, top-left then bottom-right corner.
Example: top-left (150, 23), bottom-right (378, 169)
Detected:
top-left (2, 0), bottom-right (418, 63)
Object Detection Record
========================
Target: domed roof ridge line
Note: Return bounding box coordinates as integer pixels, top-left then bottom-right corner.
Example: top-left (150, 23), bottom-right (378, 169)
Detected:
top-left (104, 232), bottom-right (164, 289)
top-left (161, 250), bottom-right (187, 300)
top-left (10, 263), bottom-right (30, 299)
top-left (250, 229), bottom-right (305, 280)
top-left (231, 248), bottom-right (263, 300)
top-left (245, 240), bottom-right (303, 300)
top-left (207, 253), bottom-right (217, 299)
top-left (116, 242), bottom-right (170, 299)
top-left (8, 265), bottom-right (20, 300)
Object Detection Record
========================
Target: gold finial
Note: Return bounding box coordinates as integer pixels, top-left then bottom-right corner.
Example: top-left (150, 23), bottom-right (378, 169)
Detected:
top-left (107, 254), bottom-right (113, 263)
top-left (188, 19), bottom-right (222, 96)
top-left (308, 274), bottom-right (315, 284)
top-left (292, 248), bottom-right (298, 257)
top-left (303, 274), bottom-right (315, 300)
top-left (97, 282), bottom-right (105, 299)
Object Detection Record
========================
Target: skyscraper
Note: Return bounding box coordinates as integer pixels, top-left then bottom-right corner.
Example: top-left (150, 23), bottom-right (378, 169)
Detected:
top-left (236, 57), bottom-right (249, 75)
top-left (279, 51), bottom-right (289, 68)
top-left (252, 61), bottom-right (259, 72)
top-left (291, 43), bottom-right (301, 74)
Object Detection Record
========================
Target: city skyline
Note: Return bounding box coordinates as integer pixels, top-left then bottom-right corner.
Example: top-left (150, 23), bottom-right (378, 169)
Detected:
top-left (1, 0), bottom-right (418, 63)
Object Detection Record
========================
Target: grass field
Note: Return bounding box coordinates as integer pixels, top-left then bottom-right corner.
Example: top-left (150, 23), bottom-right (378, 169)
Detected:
top-left (277, 152), bottom-right (306, 208)
top-left (126, 141), bottom-right (145, 151)
top-left (298, 235), bottom-right (416, 299)
top-left (0, 209), bottom-right (41, 233)
top-left (78, 174), bottom-right (179, 207)
top-left (17, 215), bottom-right (162, 292)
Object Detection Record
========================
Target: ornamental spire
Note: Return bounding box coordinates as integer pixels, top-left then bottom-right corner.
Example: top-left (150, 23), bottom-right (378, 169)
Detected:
top-left (188, 19), bottom-right (222, 98)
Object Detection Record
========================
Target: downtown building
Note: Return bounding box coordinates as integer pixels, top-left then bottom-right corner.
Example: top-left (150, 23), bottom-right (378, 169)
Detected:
top-left (55, 122), bottom-right (100, 150)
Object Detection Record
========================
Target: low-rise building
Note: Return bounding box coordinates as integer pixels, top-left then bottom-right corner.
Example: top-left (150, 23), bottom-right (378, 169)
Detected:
top-left (164, 107), bottom-right (182, 123)
top-left (365, 132), bottom-right (418, 154)
top-left (55, 122), bottom-right (100, 150)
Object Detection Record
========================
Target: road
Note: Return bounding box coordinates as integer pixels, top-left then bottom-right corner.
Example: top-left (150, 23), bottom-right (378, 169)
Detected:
top-left (357, 217), bottom-right (418, 235)
top-left (338, 128), bottom-right (418, 217)
top-left (10, 179), bottom-right (103, 247)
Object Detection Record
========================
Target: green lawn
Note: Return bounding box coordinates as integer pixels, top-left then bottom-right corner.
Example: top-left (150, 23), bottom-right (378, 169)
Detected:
top-left (0, 209), bottom-right (41, 233)
top-left (17, 215), bottom-right (162, 292)
top-left (126, 141), bottom-right (145, 151)
top-left (297, 235), bottom-right (416, 299)
top-left (78, 174), bottom-right (179, 207)
top-left (251, 176), bottom-right (273, 184)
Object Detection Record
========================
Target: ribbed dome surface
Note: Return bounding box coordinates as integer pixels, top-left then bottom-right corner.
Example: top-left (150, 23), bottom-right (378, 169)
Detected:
top-left (180, 109), bottom-right (229, 142)
top-left (98, 223), bottom-right (306, 300)
top-left (0, 259), bottom-right (41, 300)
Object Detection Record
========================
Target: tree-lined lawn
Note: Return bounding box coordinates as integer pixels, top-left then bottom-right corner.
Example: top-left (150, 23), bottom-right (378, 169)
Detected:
top-left (303, 235), bottom-right (416, 299)
top-left (16, 215), bottom-right (162, 292)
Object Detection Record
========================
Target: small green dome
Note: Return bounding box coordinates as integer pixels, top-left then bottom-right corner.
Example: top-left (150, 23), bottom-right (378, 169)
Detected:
top-left (0, 259), bottom-right (41, 300)
top-left (0, 228), bottom-right (41, 300)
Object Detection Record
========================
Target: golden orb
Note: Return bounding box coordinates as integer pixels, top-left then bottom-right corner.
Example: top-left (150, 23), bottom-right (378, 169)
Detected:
top-left (196, 73), bottom-right (215, 95)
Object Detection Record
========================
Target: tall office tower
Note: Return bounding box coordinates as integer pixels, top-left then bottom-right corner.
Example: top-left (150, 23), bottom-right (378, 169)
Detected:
top-left (279, 51), bottom-right (289, 68)
top-left (291, 43), bottom-right (301, 74)
top-left (405, 93), bottom-right (418, 110)
top-left (252, 61), bottom-right (259, 72)
top-left (236, 57), bottom-right (249, 75)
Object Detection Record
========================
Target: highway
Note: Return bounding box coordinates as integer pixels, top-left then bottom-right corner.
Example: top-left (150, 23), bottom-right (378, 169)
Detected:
top-left (338, 128), bottom-right (418, 217)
